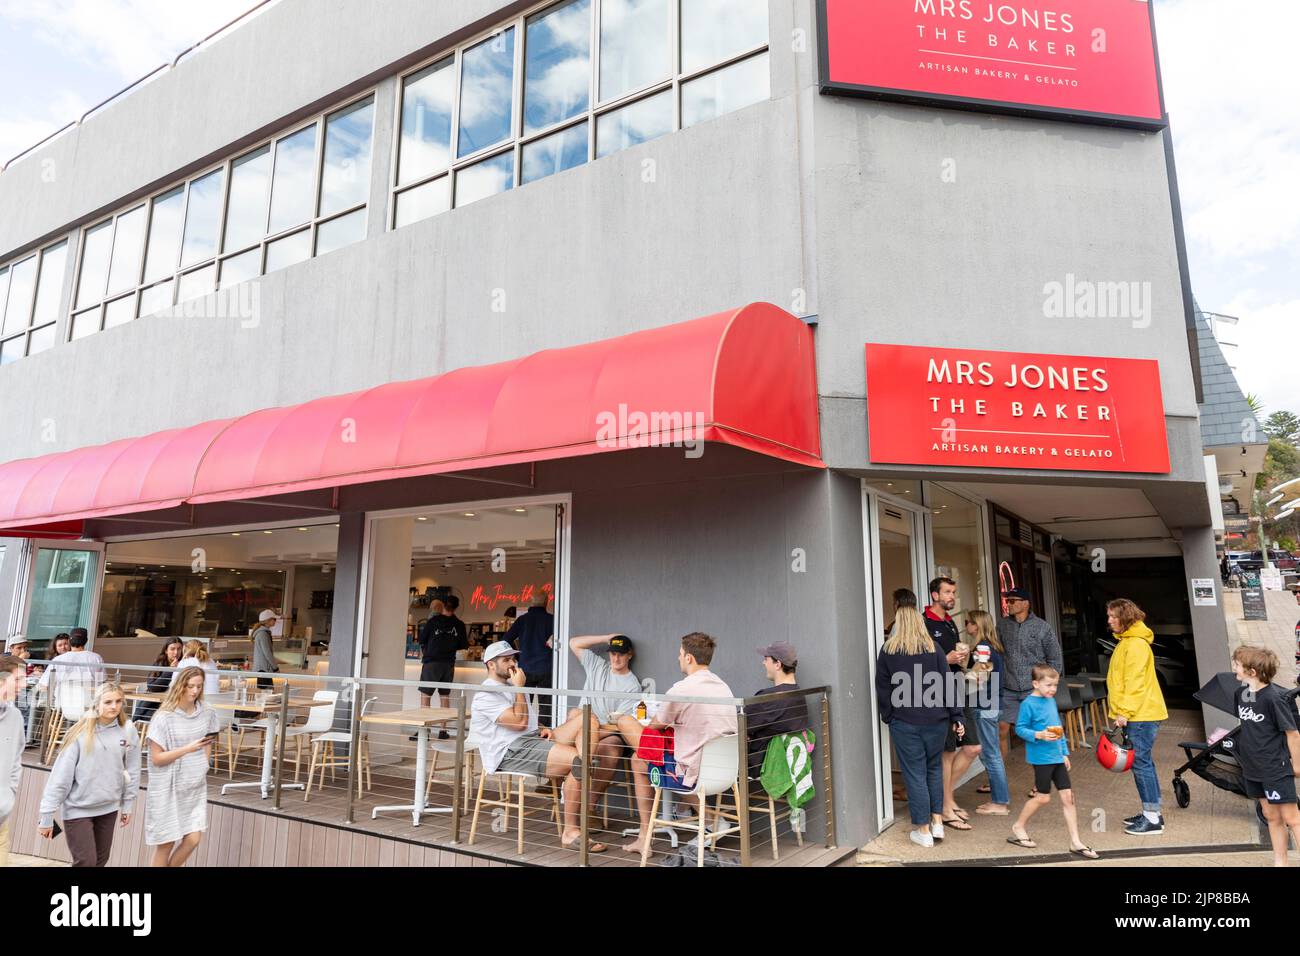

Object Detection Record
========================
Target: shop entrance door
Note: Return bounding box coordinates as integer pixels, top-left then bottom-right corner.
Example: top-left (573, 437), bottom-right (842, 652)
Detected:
top-left (862, 485), bottom-right (930, 834)
top-left (15, 540), bottom-right (106, 657)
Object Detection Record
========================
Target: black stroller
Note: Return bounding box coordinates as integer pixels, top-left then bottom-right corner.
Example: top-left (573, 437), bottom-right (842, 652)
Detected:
top-left (1172, 672), bottom-right (1300, 822)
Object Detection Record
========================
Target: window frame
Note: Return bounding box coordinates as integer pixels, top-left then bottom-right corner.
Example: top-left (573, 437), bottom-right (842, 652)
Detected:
top-left (0, 239), bottom-right (70, 364)
top-left (388, 0), bottom-right (770, 229)
top-left (64, 88), bottom-right (377, 343)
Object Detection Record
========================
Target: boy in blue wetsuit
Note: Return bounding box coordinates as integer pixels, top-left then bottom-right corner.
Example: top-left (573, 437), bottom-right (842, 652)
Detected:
top-left (1008, 663), bottom-right (1099, 859)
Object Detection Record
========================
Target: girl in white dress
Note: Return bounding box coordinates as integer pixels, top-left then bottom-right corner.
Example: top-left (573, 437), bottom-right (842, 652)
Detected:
top-left (146, 667), bottom-right (218, 867)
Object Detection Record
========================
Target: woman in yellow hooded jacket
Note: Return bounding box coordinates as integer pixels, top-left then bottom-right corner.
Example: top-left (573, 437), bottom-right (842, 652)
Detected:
top-left (1105, 599), bottom-right (1168, 835)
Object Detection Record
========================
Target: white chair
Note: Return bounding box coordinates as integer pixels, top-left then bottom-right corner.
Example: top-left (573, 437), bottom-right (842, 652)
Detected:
top-left (426, 730), bottom-right (479, 812)
top-left (45, 681), bottom-right (93, 763)
top-left (305, 696), bottom-right (377, 801)
top-left (279, 690), bottom-right (338, 784)
top-left (640, 734), bottom-right (743, 867)
top-left (468, 751), bottom-right (563, 857)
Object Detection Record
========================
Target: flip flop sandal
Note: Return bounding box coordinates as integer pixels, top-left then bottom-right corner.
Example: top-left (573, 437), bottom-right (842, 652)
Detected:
top-left (1006, 836), bottom-right (1037, 849)
top-left (1070, 846), bottom-right (1099, 860)
top-left (976, 785), bottom-right (991, 794)
top-left (952, 808), bottom-right (971, 820)
top-left (1026, 789), bottom-right (1039, 799)
top-left (942, 818), bottom-right (973, 831)
top-left (975, 805), bottom-right (1010, 815)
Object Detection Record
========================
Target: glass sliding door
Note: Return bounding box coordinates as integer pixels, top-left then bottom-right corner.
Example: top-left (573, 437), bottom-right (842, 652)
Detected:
top-left (21, 541), bottom-right (105, 656)
top-left (862, 483), bottom-right (929, 834)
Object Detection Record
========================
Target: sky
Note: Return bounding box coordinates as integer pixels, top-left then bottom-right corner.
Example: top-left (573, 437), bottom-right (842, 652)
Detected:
top-left (0, 0), bottom-right (1295, 417)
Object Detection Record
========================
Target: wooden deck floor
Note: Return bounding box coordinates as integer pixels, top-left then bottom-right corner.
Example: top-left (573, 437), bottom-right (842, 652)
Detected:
top-left (16, 751), bottom-right (849, 868)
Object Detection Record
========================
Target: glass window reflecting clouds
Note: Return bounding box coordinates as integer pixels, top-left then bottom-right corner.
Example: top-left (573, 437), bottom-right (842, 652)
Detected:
top-left (522, 121), bottom-right (588, 184)
top-left (321, 100), bottom-right (374, 216)
top-left (177, 264), bottom-right (215, 304)
top-left (2, 256), bottom-right (35, 337)
top-left (181, 169), bottom-right (224, 266)
top-left (455, 152), bottom-right (514, 206)
top-left (139, 280), bottom-right (174, 317)
top-left (143, 187), bottom-right (185, 283)
top-left (596, 89), bottom-right (672, 157)
top-left (103, 295), bottom-right (135, 329)
top-left (600, 0), bottom-right (669, 101)
top-left (315, 209), bottom-right (366, 256)
top-left (27, 323), bottom-right (55, 356)
top-left (682, 52), bottom-right (769, 127)
top-left (224, 147), bottom-right (272, 252)
top-left (525, 0), bottom-right (591, 135)
top-left (681, 0), bottom-right (768, 74)
top-left (458, 29), bottom-right (516, 157)
top-left (269, 125), bottom-right (318, 234)
top-left (219, 249), bottom-right (261, 289)
top-left (265, 229), bottom-right (312, 274)
top-left (70, 309), bottom-right (100, 340)
top-left (395, 177), bottom-right (451, 228)
top-left (399, 60), bottom-right (455, 185)
top-left (106, 205), bottom-right (146, 295)
top-left (32, 242), bottom-right (67, 327)
top-left (77, 221), bottom-right (113, 308)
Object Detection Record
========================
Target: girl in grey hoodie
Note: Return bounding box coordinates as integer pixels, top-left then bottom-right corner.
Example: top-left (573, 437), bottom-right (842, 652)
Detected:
top-left (39, 682), bottom-right (141, 867)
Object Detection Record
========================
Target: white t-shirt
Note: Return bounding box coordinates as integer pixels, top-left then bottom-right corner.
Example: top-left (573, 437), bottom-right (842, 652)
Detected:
top-left (470, 677), bottom-right (537, 774)
top-left (171, 658), bottom-right (220, 696)
top-left (579, 649), bottom-right (642, 724)
top-left (38, 650), bottom-right (106, 695)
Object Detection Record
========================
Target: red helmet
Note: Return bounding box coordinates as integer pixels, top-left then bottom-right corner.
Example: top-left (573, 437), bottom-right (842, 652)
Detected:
top-left (1096, 728), bottom-right (1135, 773)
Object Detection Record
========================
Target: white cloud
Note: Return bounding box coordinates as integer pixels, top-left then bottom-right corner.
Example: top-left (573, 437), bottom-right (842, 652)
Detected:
top-left (0, 0), bottom-right (272, 163)
top-left (1154, 0), bottom-right (1300, 415)
top-left (1220, 293), bottom-right (1300, 415)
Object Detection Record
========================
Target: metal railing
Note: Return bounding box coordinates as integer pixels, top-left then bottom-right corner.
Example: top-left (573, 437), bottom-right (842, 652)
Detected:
top-left (19, 659), bottom-right (835, 867)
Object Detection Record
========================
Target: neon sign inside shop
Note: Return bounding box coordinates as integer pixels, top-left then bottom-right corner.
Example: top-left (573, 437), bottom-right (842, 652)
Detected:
top-left (469, 581), bottom-right (554, 612)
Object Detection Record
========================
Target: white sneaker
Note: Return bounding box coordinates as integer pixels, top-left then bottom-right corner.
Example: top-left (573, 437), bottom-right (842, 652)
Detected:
top-left (910, 830), bottom-right (935, 848)
top-left (929, 821), bottom-right (945, 842)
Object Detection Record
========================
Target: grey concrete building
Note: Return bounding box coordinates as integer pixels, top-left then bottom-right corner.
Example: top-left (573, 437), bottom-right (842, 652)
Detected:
top-left (0, 0), bottom-right (1230, 846)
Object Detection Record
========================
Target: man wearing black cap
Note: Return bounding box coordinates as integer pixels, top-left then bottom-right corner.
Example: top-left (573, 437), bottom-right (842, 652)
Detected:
top-left (997, 586), bottom-right (1063, 775)
top-left (554, 633), bottom-right (643, 802)
top-left (747, 643), bottom-right (810, 779)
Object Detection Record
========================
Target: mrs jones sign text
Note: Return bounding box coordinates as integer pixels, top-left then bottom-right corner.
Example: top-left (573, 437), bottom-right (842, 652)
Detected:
top-left (864, 344), bottom-right (1171, 474)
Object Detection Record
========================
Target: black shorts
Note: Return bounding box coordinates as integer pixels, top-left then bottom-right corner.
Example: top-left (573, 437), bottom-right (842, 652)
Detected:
top-left (944, 710), bottom-right (978, 752)
top-left (1033, 763), bottom-right (1072, 793)
top-left (1244, 775), bottom-right (1298, 805)
top-left (420, 661), bottom-right (455, 694)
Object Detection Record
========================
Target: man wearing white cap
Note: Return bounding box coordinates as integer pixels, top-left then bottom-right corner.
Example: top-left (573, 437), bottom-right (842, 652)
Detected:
top-left (469, 641), bottom-right (605, 853)
top-left (251, 610), bottom-right (280, 688)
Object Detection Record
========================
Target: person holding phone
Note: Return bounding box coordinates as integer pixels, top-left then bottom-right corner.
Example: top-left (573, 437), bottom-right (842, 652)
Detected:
top-left (145, 667), bottom-right (218, 867)
top-left (38, 682), bottom-right (141, 866)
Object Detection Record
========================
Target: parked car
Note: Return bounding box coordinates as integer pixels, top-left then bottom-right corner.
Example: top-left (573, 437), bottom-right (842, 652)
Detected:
top-left (1227, 549), bottom-right (1297, 572)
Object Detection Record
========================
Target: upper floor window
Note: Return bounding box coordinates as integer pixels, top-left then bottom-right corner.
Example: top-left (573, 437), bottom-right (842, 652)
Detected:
top-left (68, 94), bottom-right (375, 342)
top-left (0, 240), bottom-right (69, 365)
top-left (391, 0), bottom-right (769, 229)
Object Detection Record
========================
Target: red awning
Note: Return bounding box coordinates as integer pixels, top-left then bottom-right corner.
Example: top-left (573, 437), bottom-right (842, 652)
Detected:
top-left (0, 303), bottom-right (821, 530)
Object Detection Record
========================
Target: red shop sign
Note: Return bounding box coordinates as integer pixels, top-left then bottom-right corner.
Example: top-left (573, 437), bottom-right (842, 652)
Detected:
top-left (865, 344), bottom-right (1170, 473)
top-left (818, 0), bottom-right (1166, 128)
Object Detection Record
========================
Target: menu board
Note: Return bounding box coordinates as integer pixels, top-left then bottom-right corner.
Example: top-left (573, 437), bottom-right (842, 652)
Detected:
top-left (1242, 586), bottom-right (1268, 622)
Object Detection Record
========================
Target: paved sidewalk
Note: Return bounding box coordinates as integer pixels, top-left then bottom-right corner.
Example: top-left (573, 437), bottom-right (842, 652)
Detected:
top-left (855, 707), bottom-right (1260, 865)
top-left (7, 852), bottom-right (68, 867)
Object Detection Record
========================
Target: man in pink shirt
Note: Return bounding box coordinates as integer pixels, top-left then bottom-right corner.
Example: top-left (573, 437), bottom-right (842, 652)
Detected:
top-left (617, 632), bottom-right (737, 856)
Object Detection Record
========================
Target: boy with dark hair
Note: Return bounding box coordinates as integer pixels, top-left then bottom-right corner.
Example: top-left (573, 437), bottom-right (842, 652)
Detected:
top-left (1008, 664), bottom-right (1099, 859)
top-left (1232, 645), bottom-right (1300, 867)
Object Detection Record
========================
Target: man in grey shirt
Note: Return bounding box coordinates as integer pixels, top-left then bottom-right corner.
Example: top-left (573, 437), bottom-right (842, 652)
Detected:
top-left (996, 587), bottom-right (1063, 775)
top-left (252, 609), bottom-right (280, 686)
top-left (553, 634), bottom-right (642, 806)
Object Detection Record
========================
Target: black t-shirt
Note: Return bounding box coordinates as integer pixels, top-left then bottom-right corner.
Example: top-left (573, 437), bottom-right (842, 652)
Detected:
top-left (420, 613), bottom-right (468, 662)
top-left (1233, 683), bottom-right (1299, 781)
top-left (746, 683), bottom-right (810, 778)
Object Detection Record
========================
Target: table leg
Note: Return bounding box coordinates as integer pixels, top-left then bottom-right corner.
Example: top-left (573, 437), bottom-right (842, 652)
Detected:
top-left (260, 714), bottom-right (277, 799)
top-left (412, 726), bottom-right (429, 826)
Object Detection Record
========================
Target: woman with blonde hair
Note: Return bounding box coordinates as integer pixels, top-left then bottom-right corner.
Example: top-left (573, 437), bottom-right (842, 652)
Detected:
top-left (146, 666), bottom-right (218, 867)
top-left (38, 682), bottom-right (141, 866)
top-left (963, 609), bottom-right (1010, 815)
top-left (170, 639), bottom-right (220, 695)
top-left (875, 606), bottom-right (964, 848)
